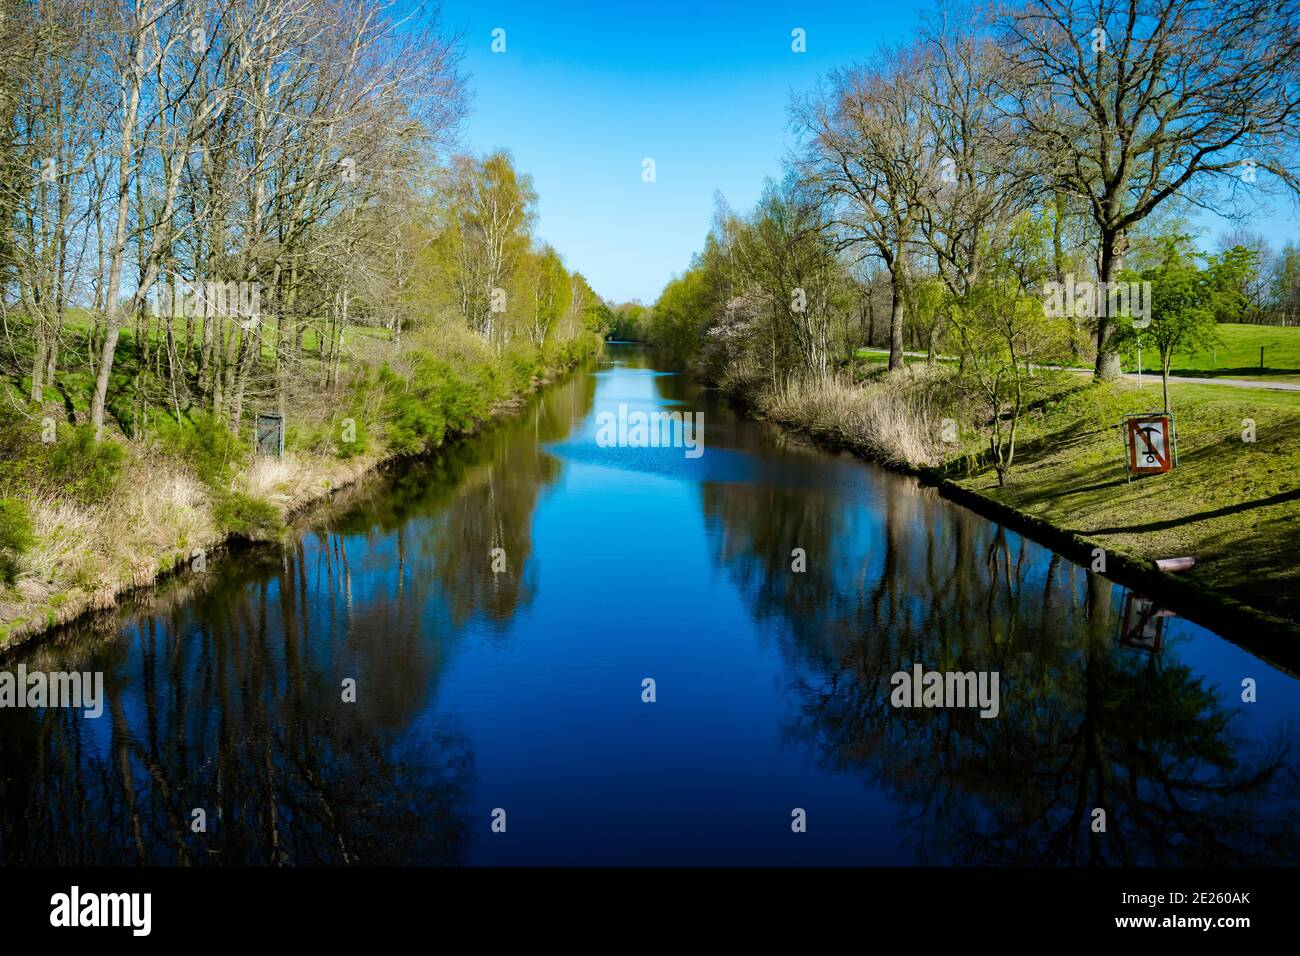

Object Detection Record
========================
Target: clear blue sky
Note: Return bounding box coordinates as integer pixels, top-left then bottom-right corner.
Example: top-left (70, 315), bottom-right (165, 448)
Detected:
top-left (436, 0), bottom-right (1300, 305)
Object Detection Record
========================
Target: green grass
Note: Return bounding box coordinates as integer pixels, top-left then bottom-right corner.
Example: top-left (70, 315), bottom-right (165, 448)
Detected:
top-left (858, 324), bottom-right (1300, 383)
top-left (57, 306), bottom-right (391, 365)
top-left (1157, 323), bottom-right (1300, 382)
top-left (949, 375), bottom-right (1300, 624)
top-left (1155, 379), bottom-right (1300, 409)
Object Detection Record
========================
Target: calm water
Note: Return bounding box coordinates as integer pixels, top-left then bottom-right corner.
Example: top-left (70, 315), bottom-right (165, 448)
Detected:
top-left (2, 343), bottom-right (1298, 866)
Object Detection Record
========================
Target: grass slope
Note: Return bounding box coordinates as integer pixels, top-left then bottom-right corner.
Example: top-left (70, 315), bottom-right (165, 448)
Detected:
top-left (951, 377), bottom-right (1300, 624)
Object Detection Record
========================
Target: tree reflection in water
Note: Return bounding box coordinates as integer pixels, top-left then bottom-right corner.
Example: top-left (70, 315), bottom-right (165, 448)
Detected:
top-left (0, 369), bottom-right (596, 865)
top-left (2, 353), bottom-right (1293, 866)
top-left (699, 466), bottom-right (1300, 865)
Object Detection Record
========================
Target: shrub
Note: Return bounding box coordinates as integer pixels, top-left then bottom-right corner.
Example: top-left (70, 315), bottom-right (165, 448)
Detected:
top-left (286, 420), bottom-right (330, 455)
top-left (384, 392), bottom-right (445, 455)
top-left (335, 414), bottom-right (370, 459)
top-left (213, 490), bottom-right (284, 540)
top-left (0, 497), bottom-right (34, 585)
top-left (439, 367), bottom-right (490, 432)
top-left (154, 411), bottom-right (247, 487)
top-left (0, 404), bottom-right (42, 489)
top-left (504, 347), bottom-right (540, 393)
top-left (47, 424), bottom-right (127, 502)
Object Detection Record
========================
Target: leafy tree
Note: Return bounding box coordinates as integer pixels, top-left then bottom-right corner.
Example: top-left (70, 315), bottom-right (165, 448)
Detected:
top-left (907, 275), bottom-right (946, 363)
top-left (951, 213), bottom-right (1072, 485)
top-left (607, 302), bottom-right (647, 342)
top-left (647, 269), bottom-right (720, 371)
top-left (514, 244), bottom-right (571, 347)
top-left (1209, 245), bottom-right (1263, 324)
top-left (1270, 243), bottom-right (1300, 326)
top-left (435, 151), bottom-right (537, 342)
top-left (1119, 236), bottom-right (1220, 412)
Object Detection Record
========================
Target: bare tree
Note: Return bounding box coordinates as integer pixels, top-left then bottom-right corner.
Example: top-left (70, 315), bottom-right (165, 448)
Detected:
top-left (1002, 0), bottom-right (1300, 379)
top-left (87, 0), bottom-right (240, 437)
top-left (917, 4), bottom-right (1030, 308)
top-left (795, 46), bottom-right (931, 371)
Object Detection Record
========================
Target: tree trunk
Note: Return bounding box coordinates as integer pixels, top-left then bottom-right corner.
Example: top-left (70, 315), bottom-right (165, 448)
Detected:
top-left (888, 266), bottom-right (905, 371)
top-left (30, 327), bottom-right (47, 403)
top-left (1094, 230), bottom-right (1125, 380)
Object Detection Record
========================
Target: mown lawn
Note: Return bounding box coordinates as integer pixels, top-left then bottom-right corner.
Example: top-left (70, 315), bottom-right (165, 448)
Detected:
top-left (1162, 323), bottom-right (1300, 382)
top-left (951, 375), bottom-right (1300, 624)
top-left (857, 323), bottom-right (1300, 382)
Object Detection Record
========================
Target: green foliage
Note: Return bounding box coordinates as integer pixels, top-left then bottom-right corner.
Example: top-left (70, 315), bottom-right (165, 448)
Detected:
top-left (1273, 242), bottom-right (1300, 321)
top-left (336, 414), bottom-right (370, 459)
top-left (609, 302), bottom-right (649, 342)
top-left (647, 269), bottom-right (719, 368)
top-left (47, 424), bottom-right (127, 502)
top-left (286, 420), bottom-right (331, 455)
top-left (1116, 234), bottom-right (1222, 409)
top-left (0, 402), bottom-right (42, 489)
top-left (588, 301), bottom-right (617, 339)
top-left (0, 497), bottom-right (35, 585)
top-left (504, 346), bottom-right (541, 393)
top-left (1208, 245), bottom-right (1262, 323)
top-left (908, 275), bottom-right (948, 358)
top-left (436, 370), bottom-right (488, 433)
top-left (379, 361), bottom-right (449, 456)
top-left (213, 490), bottom-right (284, 540)
top-left (153, 411), bottom-right (247, 487)
top-left (385, 391), bottom-right (446, 455)
top-left (513, 244), bottom-right (571, 346)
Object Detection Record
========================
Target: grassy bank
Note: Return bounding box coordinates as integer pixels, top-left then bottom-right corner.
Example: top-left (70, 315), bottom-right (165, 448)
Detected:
top-left (736, 362), bottom-right (1300, 636)
top-left (947, 375), bottom-right (1300, 626)
top-left (0, 326), bottom-right (601, 650)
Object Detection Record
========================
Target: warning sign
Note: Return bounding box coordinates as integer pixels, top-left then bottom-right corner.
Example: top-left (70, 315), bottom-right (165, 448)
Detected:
top-left (1123, 413), bottom-right (1175, 476)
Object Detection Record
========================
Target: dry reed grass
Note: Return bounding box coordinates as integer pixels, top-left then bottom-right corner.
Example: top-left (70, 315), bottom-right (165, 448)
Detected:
top-left (757, 367), bottom-right (952, 469)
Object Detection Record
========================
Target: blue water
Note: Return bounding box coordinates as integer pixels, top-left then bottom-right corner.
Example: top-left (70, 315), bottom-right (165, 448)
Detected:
top-left (2, 343), bottom-right (1297, 865)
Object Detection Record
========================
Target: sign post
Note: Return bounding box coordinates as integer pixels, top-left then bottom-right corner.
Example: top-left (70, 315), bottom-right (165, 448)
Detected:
top-left (1122, 412), bottom-right (1176, 480)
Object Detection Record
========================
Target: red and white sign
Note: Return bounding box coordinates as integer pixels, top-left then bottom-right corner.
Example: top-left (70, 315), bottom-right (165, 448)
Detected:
top-left (1125, 414), bottom-right (1173, 475)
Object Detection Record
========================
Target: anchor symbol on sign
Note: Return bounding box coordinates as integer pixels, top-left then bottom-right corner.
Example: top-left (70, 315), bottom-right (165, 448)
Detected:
top-left (1135, 425), bottom-right (1162, 466)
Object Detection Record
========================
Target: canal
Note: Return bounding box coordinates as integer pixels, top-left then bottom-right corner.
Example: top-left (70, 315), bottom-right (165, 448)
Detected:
top-left (2, 342), bottom-right (1297, 865)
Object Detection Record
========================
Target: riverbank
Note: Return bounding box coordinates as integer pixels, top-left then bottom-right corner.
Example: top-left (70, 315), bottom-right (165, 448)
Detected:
top-left (728, 364), bottom-right (1300, 668)
top-left (0, 330), bottom-right (601, 653)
